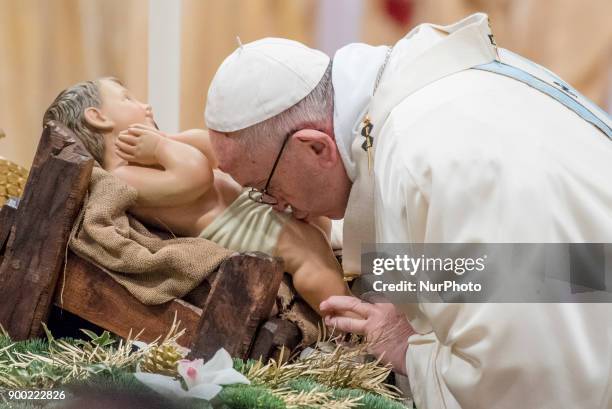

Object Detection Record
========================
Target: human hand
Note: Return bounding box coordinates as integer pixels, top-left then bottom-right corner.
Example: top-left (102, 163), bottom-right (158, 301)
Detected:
top-left (320, 296), bottom-right (415, 375)
top-left (115, 124), bottom-right (167, 166)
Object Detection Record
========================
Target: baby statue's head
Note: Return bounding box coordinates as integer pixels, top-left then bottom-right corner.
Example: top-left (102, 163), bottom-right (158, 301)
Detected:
top-left (44, 78), bottom-right (154, 168)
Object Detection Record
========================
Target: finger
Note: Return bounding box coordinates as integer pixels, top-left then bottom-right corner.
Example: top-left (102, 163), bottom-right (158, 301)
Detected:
top-left (130, 123), bottom-right (151, 129)
top-left (126, 126), bottom-right (145, 135)
top-left (117, 134), bottom-right (139, 145)
top-left (325, 315), bottom-right (367, 335)
top-left (115, 149), bottom-right (134, 161)
top-left (115, 141), bottom-right (136, 154)
top-left (320, 296), bottom-right (374, 318)
top-left (130, 124), bottom-right (166, 138)
top-left (130, 123), bottom-right (157, 132)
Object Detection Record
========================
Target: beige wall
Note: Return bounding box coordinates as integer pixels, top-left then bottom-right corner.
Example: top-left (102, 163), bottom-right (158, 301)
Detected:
top-left (0, 0), bottom-right (148, 168)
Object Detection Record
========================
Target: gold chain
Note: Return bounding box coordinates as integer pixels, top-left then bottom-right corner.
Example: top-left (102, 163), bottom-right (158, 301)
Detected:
top-left (360, 46), bottom-right (393, 173)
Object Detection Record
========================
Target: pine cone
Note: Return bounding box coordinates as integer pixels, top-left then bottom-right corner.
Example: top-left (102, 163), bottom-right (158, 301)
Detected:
top-left (140, 343), bottom-right (185, 377)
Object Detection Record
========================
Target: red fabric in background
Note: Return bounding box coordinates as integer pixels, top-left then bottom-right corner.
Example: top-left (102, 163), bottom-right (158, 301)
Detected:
top-left (383, 0), bottom-right (414, 26)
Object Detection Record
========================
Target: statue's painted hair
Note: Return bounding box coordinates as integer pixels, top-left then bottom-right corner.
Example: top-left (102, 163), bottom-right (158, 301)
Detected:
top-left (43, 77), bottom-right (122, 166)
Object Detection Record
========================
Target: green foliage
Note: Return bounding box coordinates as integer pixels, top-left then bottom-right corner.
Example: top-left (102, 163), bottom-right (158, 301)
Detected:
top-left (0, 327), bottom-right (142, 389)
top-left (218, 384), bottom-right (285, 409)
top-left (0, 331), bottom-right (408, 409)
top-left (78, 329), bottom-right (117, 348)
top-left (287, 378), bottom-right (407, 409)
top-left (0, 402), bottom-right (42, 409)
top-left (0, 335), bottom-right (48, 356)
top-left (66, 368), bottom-right (148, 394)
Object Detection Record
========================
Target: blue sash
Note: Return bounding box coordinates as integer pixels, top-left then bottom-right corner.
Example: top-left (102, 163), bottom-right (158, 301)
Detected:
top-left (473, 60), bottom-right (612, 140)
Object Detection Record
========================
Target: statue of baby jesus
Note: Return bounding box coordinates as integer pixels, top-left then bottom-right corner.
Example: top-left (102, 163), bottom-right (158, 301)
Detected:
top-left (44, 77), bottom-right (351, 315)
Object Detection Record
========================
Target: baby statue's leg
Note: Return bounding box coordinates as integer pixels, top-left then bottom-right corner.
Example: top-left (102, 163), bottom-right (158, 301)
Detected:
top-left (275, 218), bottom-right (351, 315)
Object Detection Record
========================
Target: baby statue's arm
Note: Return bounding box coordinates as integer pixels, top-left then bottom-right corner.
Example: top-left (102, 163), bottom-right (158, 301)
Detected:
top-left (112, 125), bottom-right (213, 207)
top-left (275, 218), bottom-right (351, 315)
top-left (166, 129), bottom-right (219, 169)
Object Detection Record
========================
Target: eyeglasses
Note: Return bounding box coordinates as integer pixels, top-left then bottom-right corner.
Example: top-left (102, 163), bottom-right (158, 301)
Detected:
top-left (248, 131), bottom-right (293, 206)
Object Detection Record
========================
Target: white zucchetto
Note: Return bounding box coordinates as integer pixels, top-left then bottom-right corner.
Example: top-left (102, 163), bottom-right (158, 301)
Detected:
top-left (205, 38), bottom-right (330, 132)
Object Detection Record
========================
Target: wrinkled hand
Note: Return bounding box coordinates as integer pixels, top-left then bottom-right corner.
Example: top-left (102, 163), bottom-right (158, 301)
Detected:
top-left (115, 124), bottom-right (167, 166)
top-left (320, 296), bottom-right (415, 375)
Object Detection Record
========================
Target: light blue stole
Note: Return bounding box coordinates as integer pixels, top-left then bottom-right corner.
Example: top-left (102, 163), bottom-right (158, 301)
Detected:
top-left (473, 51), bottom-right (612, 140)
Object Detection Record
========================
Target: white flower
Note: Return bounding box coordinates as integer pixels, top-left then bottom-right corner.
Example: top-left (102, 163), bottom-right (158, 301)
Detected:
top-left (132, 340), bottom-right (150, 350)
top-left (135, 348), bottom-right (250, 401)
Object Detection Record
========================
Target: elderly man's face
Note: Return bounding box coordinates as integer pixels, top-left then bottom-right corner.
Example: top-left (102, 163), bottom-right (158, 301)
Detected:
top-left (209, 129), bottom-right (351, 220)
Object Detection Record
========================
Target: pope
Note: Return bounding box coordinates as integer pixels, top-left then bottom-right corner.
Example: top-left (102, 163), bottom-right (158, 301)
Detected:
top-left (204, 13), bottom-right (612, 409)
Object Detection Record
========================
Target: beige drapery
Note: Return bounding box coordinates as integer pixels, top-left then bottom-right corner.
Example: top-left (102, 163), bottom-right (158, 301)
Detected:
top-left (0, 0), bottom-right (148, 168)
top-left (2, 0), bottom-right (609, 168)
top-left (179, 0), bottom-right (316, 131)
top-left (0, 0), bottom-right (315, 168)
top-left (362, 0), bottom-right (612, 109)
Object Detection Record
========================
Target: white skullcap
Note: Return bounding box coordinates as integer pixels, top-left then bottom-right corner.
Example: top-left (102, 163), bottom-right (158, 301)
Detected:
top-left (205, 38), bottom-right (330, 132)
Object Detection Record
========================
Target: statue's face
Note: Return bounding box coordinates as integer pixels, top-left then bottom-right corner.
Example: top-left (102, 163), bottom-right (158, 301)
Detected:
top-left (98, 79), bottom-right (156, 132)
top-left (95, 80), bottom-right (157, 170)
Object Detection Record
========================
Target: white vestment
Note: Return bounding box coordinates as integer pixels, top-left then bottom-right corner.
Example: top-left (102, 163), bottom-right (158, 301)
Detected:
top-left (334, 13), bottom-right (612, 409)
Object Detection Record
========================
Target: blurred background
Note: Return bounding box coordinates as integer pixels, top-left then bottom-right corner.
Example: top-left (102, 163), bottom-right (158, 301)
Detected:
top-left (1, 0), bottom-right (611, 169)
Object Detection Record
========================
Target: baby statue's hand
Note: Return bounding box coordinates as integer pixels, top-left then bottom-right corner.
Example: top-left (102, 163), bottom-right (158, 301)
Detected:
top-left (115, 124), bottom-right (167, 166)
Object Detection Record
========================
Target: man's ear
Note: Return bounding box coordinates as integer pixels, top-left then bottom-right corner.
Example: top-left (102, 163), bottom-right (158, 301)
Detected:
top-left (84, 107), bottom-right (114, 131)
top-left (293, 129), bottom-right (338, 169)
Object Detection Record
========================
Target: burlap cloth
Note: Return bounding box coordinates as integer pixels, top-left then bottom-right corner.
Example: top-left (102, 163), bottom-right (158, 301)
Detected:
top-left (69, 166), bottom-right (232, 304)
top-left (69, 166), bottom-right (320, 345)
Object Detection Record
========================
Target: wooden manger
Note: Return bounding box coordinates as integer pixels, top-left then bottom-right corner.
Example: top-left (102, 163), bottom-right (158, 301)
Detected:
top-left (0, 121), bottom-right (301, 361)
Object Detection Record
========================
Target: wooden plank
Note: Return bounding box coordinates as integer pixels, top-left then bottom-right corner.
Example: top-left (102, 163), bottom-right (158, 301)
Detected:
top-left (183, 276), bottom-right (212, 309)
top-left (56, 252), bottom-right (203, 346)
top-left (189, 252), bottom-right (284, 360)
top-left (0, 122), bottom-right (93, 340)
top-left (249, 318), bottom-right (301, 362)
top-left (0, 204), bottom-right (16, 254)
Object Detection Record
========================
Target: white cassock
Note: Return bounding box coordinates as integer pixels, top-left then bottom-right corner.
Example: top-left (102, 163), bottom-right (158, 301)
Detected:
top-left (333, 13), bottom-right (612, 409)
